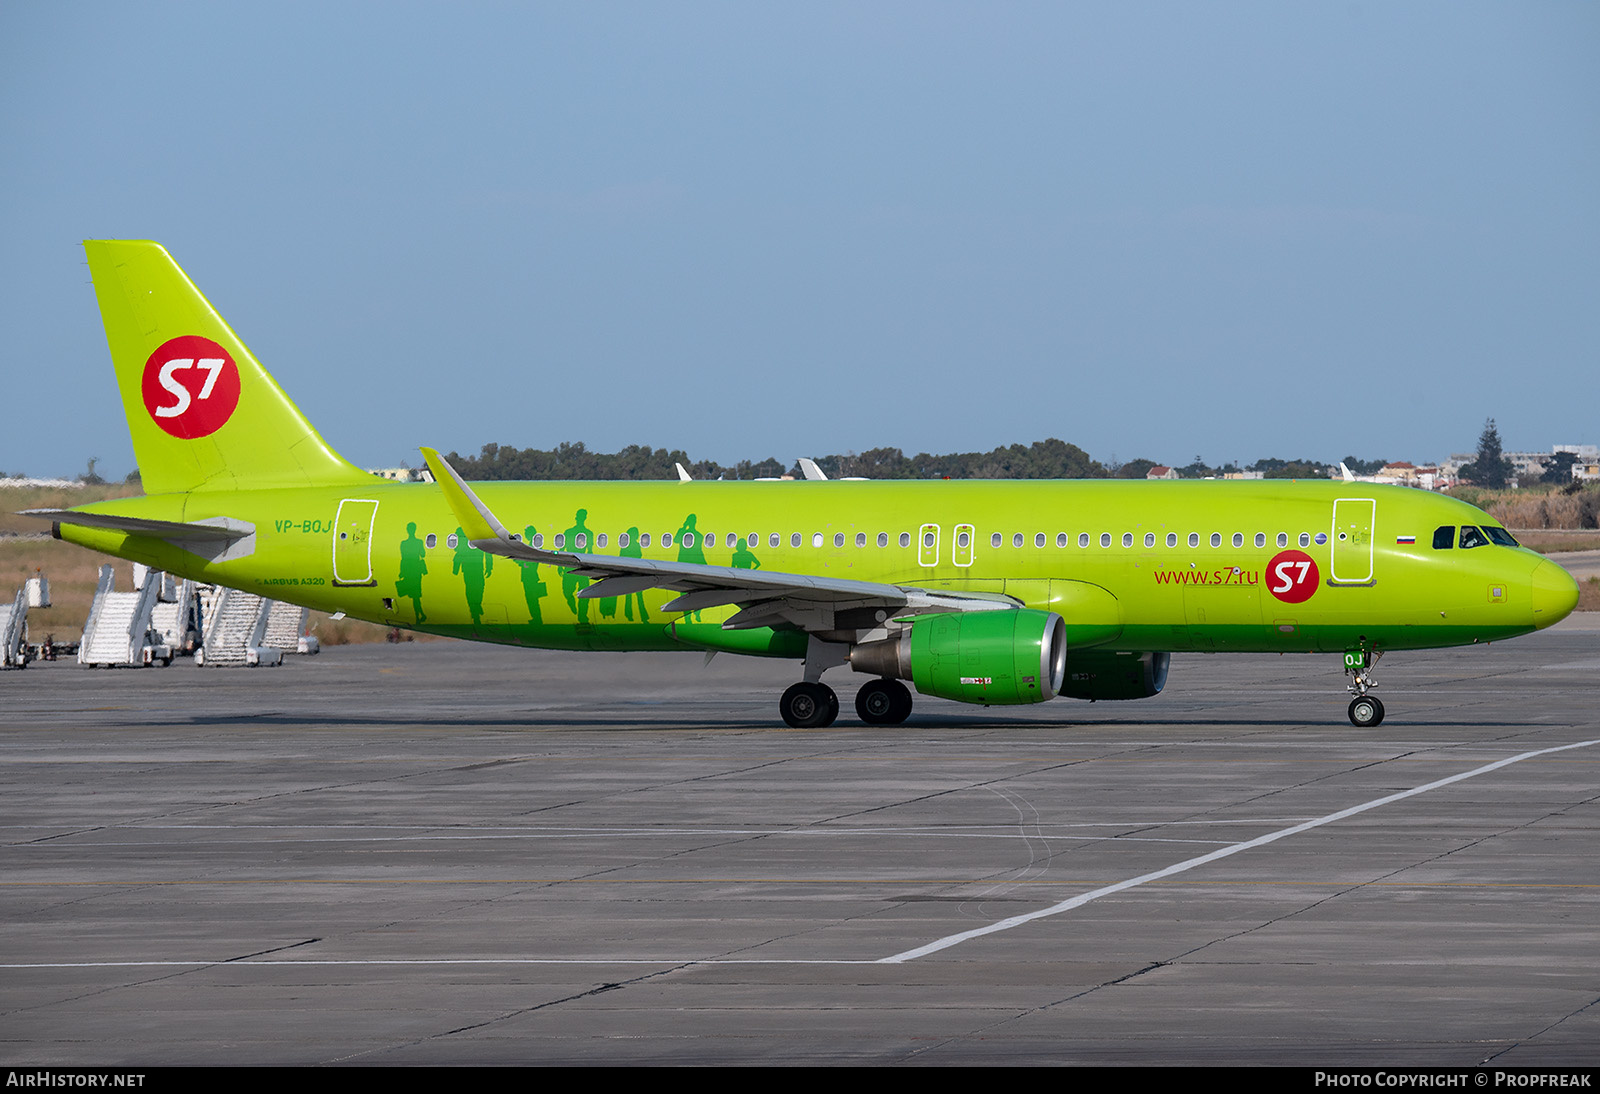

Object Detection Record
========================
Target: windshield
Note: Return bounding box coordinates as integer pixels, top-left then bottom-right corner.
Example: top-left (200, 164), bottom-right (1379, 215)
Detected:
top-left (1459, 525), bottom-right (1488, 549)
top-left (1483, 526), bottom-right (1519, 547)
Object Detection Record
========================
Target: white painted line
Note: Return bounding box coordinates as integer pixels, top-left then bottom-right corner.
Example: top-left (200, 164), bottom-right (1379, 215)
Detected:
top-left (1, 958), bottom-right (877, 968)
top-left (878, 738), bottom-right (1600, 964)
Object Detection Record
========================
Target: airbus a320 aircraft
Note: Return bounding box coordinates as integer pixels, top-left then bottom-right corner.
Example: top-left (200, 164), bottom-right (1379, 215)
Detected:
top-left (31, 242), bottom-right (1579, 728)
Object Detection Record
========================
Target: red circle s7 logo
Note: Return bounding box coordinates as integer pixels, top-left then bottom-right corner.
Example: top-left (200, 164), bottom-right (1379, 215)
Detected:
top-left (141, 336), bottom-right (241, 439)
top-left (1265, 549), bottom-right (1320, 604)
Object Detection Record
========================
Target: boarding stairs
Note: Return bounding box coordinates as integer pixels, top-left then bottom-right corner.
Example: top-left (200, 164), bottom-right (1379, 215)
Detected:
top-left (78, 565), bottom-right (171, 667)
top-left (196, 586), bottom-right (281, 667)
top-left (147, 574), bottom-right (201, 655)
top-left (0, 587), bottom-right (28, 668)
top-left (262, 600), bottom-right (317, 655)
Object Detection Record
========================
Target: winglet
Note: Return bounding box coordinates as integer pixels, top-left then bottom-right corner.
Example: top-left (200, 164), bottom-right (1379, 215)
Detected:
top-left (420, 447), bottom-right (509, 544)
top-left (675, 462), bottom-right (692, 482)
top-left (1339, 462), bottom-right (1356, 483)
top-left (797, 457), bottom-right (828, 481)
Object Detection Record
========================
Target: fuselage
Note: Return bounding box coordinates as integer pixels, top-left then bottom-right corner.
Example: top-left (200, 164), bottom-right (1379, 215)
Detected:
top-left (58, 478), bottom-right (1575, 659)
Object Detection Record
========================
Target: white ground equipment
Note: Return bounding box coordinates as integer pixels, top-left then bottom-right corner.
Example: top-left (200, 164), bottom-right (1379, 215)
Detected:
top-left (78, 564), bottom-right (172, 667)
top-left (0, 585), bottom-right (29, 668)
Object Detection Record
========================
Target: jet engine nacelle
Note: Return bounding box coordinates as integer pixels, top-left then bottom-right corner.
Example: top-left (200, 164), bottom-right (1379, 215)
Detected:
top-left (850, 609), bottom-right (1067, 705)
top-left (1059, 650), bottom-right (1170, 701)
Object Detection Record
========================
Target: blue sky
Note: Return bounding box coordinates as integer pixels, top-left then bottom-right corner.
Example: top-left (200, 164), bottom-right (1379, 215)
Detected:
top-left (3, 2), bottom-right (1595, 479)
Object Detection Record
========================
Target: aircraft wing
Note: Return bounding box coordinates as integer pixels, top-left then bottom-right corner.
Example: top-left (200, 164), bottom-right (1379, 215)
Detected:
top-left (420, 448), bottom-right (1014, 631)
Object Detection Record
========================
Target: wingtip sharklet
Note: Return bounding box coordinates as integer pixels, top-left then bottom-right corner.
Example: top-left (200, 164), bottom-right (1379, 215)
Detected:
top-left (420, 447), bottom-right (507, 544)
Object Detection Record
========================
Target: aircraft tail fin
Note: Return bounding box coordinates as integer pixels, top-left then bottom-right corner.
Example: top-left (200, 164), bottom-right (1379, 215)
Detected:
top-left (83, 240), bottom-right (374, 494)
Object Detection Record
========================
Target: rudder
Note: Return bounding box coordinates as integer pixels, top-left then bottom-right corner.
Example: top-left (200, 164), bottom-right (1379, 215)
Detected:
top-left (84, 240), bottom-right (373, 494)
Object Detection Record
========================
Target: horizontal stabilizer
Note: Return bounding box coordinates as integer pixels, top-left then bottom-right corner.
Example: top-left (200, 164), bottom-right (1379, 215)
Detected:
top-left (23, 509), bottom-right (253, 541)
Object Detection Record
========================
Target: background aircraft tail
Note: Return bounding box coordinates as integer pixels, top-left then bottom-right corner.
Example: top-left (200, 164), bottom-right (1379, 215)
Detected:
top-left (83, 239), bottom-right (373, 494)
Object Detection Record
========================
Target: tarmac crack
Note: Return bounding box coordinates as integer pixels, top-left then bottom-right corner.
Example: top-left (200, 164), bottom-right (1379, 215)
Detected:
top-left (1482, 991), bottom-right (1600, 1065)
top-left (326, 962), bottom-right (696, 1063)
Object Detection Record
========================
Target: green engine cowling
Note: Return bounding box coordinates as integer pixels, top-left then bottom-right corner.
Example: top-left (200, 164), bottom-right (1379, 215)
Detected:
top-left (851, 609), bottom-right (1067, 706)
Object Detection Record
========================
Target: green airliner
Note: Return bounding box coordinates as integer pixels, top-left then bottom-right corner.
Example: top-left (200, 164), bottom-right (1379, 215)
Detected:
top-left (31, 241), bottom-right (1580, 728)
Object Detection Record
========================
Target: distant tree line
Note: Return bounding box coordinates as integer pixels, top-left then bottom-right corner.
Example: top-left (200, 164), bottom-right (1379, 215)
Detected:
top-left (446, 438), bottom-right (1112, 481)
top-left (442, 439), bottom-right (1388, 482)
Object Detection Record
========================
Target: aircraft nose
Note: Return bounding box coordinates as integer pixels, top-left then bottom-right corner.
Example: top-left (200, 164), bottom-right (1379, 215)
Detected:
top-left (1530, 558), bottom-right (1580, 630)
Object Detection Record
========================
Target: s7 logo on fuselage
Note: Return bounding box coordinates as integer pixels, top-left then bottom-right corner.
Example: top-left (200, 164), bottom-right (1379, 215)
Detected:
top-left (1266, 549), bottom-right (1320, 603)
top-left (140, 335), bottom-right (241, 439)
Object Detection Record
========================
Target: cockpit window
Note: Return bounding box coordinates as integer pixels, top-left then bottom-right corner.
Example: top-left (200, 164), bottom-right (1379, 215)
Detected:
top-left (1459, 525), bottom-right (1488, 549)
top-left (1432, 526), bottom-right (1454, 549)
top-left (1483, 526), bottom-right (1519, 547)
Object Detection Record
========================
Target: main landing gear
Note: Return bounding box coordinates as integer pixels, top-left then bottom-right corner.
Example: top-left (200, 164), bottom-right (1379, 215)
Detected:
top-left (855, 678), bottom-right (913, 726)
top-left (778, 678), bottom-right (914, 728)
top-left (1343, 645), bottom-right (1385, 728)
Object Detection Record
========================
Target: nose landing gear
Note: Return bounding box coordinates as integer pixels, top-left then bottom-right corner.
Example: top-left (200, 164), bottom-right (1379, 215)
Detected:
top-left (1344, 646), bottom-right (1385, 727)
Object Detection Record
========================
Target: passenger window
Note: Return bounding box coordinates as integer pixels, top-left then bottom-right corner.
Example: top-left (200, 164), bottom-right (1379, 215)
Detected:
top-left (1298, 533), bottom-right (1310, 547)
top-left (640, 533), bottom-right (651, 547)
top-left (618, 533), bottom-right (629, 548)
top-left (1276, 533), bottom-right (1287, 548)
top-left (790, 533), bottom-right (801, 548)
top-left (1188, 533), bottom-right (1199, 548)
top-left (1254, 533), bottom-right (1265, 548)
top-left (877, 532), bottom-right (888, 548)
top-left (425, 533), bottom-right (436, 548)
top-left (899, 532), bottom-right (910, 548)
top-left (1166, 533), bottom-right (1177, 547)
top-left (991, 532), bottom-right (1003, 548)
top-left (923, 531), bottom-right (935, 548)
top-left (1034, 533), bottom-right (1045, 548)
top-left (1100, 533), bottom-right (1111, 548)
top-left (1144, 533), bottom-right (1155, 548)
top-left (1432, 526), bottom-right (1454, 549)
top-left (1232, 533), bottom-right (1243, 548)
top-left (1078, 533), bottom-right (1089, 548)
top-left (1210, 533), bottom-right (1221, 547)
top-left (553, 533), bottom-right (563, 549)
top-left (768, 533), bottom-right (780, 548)
top-left (1122, 533), bottom-right (1132, 548)
top-left (856, 532), bottom-right (866, 547)
top-left (1459, 525), bottom-right (1488, 549)
top-left (833, 532), bottom-right (844, 547)
top-left (957, 531), bottom-right (969, 548)
top-left (1056, 532), bottom-right (1068, 548)
top-left (598, 533), bottom-right (608, 548)
top-left (533, 533), bottom-right (544, 548)
top-left (661, 533), bottom-right (672, 548)
top-left (1013, 533), bottom-right (1024, 548)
